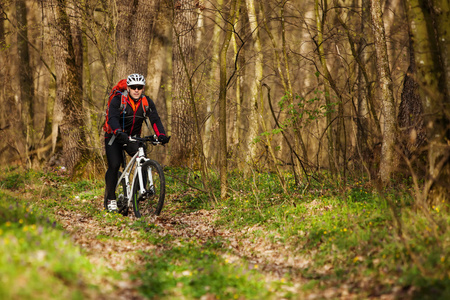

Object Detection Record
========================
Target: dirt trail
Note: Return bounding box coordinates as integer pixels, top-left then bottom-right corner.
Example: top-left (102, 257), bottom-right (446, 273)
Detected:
top-left (53, 197), bottom-right (315, 299)
top-left (56, 198), bottom-right (387, 299)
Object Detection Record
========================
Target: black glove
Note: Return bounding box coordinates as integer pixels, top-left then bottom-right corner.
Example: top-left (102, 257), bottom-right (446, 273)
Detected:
top-left (158, 135), bottom-right (170, 145)
top-left (115, 129), bottom-right (129, 144)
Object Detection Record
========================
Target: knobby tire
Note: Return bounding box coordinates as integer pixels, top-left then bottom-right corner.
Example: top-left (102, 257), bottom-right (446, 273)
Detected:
top-left (132, 160), bottom-right (165, 218)
top-left (116, 172), bottom-right (129, 216)
top-left (104, 171), bottom-right (129, 216)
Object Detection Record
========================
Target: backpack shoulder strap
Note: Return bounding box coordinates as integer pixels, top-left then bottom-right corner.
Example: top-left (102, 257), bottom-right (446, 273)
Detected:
top-left (141, 96), bottom-right (151, 131)
top-left (141, 96), bottom-right (150, 117)
top-left (120, 93), bottom-right (128, 111)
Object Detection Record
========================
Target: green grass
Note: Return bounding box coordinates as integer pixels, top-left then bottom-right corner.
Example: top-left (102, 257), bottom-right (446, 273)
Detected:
top-left (132, 236), bottom-right (274, 299)
top-left (219, 171), bottom-right (450, 298)
top-left (0, 190), bottom-right (105, 299)
top-left (1, 167), bottom-right (449, 299)
top-left (140, 167), bottom-right (450, 298)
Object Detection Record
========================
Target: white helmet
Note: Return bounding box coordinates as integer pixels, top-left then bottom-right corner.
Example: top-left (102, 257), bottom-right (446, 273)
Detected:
top-left (127, 73), bottom-right (146, 86)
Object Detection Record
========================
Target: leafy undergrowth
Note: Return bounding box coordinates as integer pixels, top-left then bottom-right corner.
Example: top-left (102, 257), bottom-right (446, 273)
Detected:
top-left (0, 167), bottom-right (294, 299)
top-left (1, 166), bottom-right (449, 299)
top-left (216, 171), bottom-right (450, 299)
top-left (0, 189), bottom-right (106, 299)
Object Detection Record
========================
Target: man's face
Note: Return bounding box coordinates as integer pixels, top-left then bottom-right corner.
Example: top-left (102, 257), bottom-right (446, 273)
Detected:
top-left (127, 85), bottom-right (144, 100)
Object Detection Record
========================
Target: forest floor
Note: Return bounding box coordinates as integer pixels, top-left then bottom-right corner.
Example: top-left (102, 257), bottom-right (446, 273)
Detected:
top-left (54, 196), bottom-right (402, 300)
top-left (3, 168), bottom-right (444, 299)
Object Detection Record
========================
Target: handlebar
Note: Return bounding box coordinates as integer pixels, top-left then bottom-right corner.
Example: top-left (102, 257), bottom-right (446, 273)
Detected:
top-left (129, 135), bottom-right (161, 145)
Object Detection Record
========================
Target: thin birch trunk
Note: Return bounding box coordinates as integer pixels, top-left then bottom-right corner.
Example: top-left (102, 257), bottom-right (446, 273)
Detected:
top-left (219, 0), bottom-right (237, 199)
top-left (261, 84), bottom-right (287, 193)
top-left (244, 0), bottom-right (263, 167)
top-left (231, 27), bottom-right (241, 147)
top-left (232, 4), bottom-right (245, 170)
top-left (196, 1), bottom-right (204, 46)
top-left (204, 0), bottom-right (223, 161)
top-left (315, 0), bottom-right (336, 174)
top-left (370, 0), bottom-right (397, 184)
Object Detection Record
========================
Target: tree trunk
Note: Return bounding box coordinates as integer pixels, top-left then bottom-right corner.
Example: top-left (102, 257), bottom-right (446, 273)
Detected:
top-left (232, 5), bottom-right (245, 170)
top-left (404, 0), bottom-right (450, 202)
top-left (171, 0), bottom-right (196, 165)
top-left (244, 0), bottom-right (263, 168)
top-left (218, 0), bottom-right (237, 199)
top-left (357, 0), bottom-right (372, 172)
top-left (35, 1), bottom-right (52, 163)
top-left (398, 39), bottom-right (426, 159)
top-left (0, 7), bottom-right (17, 165)
top-left (115, 0), bottom-right (133, 80)
top-left (126, 0), bottom-right (157, 76)
top-left (147, 3), bottom-right (170, 101)
top-left (315, 0), bottom-right (336, 174)
top-left (370, 0), bottom-right (397, 185)
top-left (81, 0), bottom-right (100, 155)
top-left (48, 0), bottom-right (86, 176)
top-left (16, 0), bottom-right (35, 166)
top-left (429, 0), bottom-right (449, 97)
top-left (204, 0), bottom-right (223, 163)
top-left (171, 0), bottom-right (213, 200)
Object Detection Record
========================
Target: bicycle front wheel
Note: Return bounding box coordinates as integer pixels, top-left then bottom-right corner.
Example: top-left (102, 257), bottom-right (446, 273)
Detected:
top-left (132, 160), bottom-right (165, 218)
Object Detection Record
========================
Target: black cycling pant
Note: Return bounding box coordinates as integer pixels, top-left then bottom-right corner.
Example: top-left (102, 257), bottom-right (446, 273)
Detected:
top-left (104, 137), bottom-right (139, 201)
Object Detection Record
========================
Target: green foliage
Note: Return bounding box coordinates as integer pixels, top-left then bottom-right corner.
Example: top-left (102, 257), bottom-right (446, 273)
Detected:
top-left (0, 167), bottom-right (41, 190)
top-left (164, 167), bottom-right (219, 212)
top-left (0, 191), bottom-right (104, 299)
top-left (0, 172), bottom-right (27, 190)
top-left (133, 237), bottom-right (273, 299)
top-left (1, 167), bottom-right (449, 299)
top-left (256, 90), bottom-right (339, 142)
top-left (220, 173), bottom-right (450, 298)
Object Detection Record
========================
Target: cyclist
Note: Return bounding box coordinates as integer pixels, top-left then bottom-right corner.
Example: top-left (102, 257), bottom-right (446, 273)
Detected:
top-left (104, 73), bottom-right (169, 212)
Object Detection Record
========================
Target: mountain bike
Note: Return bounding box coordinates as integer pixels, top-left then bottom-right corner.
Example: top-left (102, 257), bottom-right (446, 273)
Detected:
top-left (104, 135), bottom-right (166, 218)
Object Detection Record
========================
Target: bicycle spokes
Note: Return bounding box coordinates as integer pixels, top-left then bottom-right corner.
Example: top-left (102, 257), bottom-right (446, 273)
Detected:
top-left (132, 160), bottom-right (165, 218)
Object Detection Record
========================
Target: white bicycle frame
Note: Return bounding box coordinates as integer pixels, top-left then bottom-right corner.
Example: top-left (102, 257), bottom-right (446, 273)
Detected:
top-left (116, 138), bottom-right (153, 208)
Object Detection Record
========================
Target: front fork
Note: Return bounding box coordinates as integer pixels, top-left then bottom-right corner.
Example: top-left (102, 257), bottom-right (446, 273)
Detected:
top-left (137, 166), bottom-right (154, 198)
top-left (124, 174), bottom-right (131, 201)
top-left (137, 147), bottom-right (152, 199)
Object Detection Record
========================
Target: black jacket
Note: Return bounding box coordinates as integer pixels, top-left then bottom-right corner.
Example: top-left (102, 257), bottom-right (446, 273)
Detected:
top-left (106, 94), bottom-right (166, 137)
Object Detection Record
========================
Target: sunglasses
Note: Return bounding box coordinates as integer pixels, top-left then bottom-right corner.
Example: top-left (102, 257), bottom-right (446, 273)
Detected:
top-left (129, 85), bottom-right (144, 90)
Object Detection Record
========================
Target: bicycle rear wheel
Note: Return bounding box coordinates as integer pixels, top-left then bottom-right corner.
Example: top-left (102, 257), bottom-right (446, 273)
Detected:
top-left (116, 172), bottom-right (129, 216)
top-left (132, 160), bottom-right (165, 218)
top-left (104, 172), bottom-right (129, 216)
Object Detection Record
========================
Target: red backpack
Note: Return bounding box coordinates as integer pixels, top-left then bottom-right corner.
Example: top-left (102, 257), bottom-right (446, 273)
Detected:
top-left (103, 79), bottom-right (150, 134)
